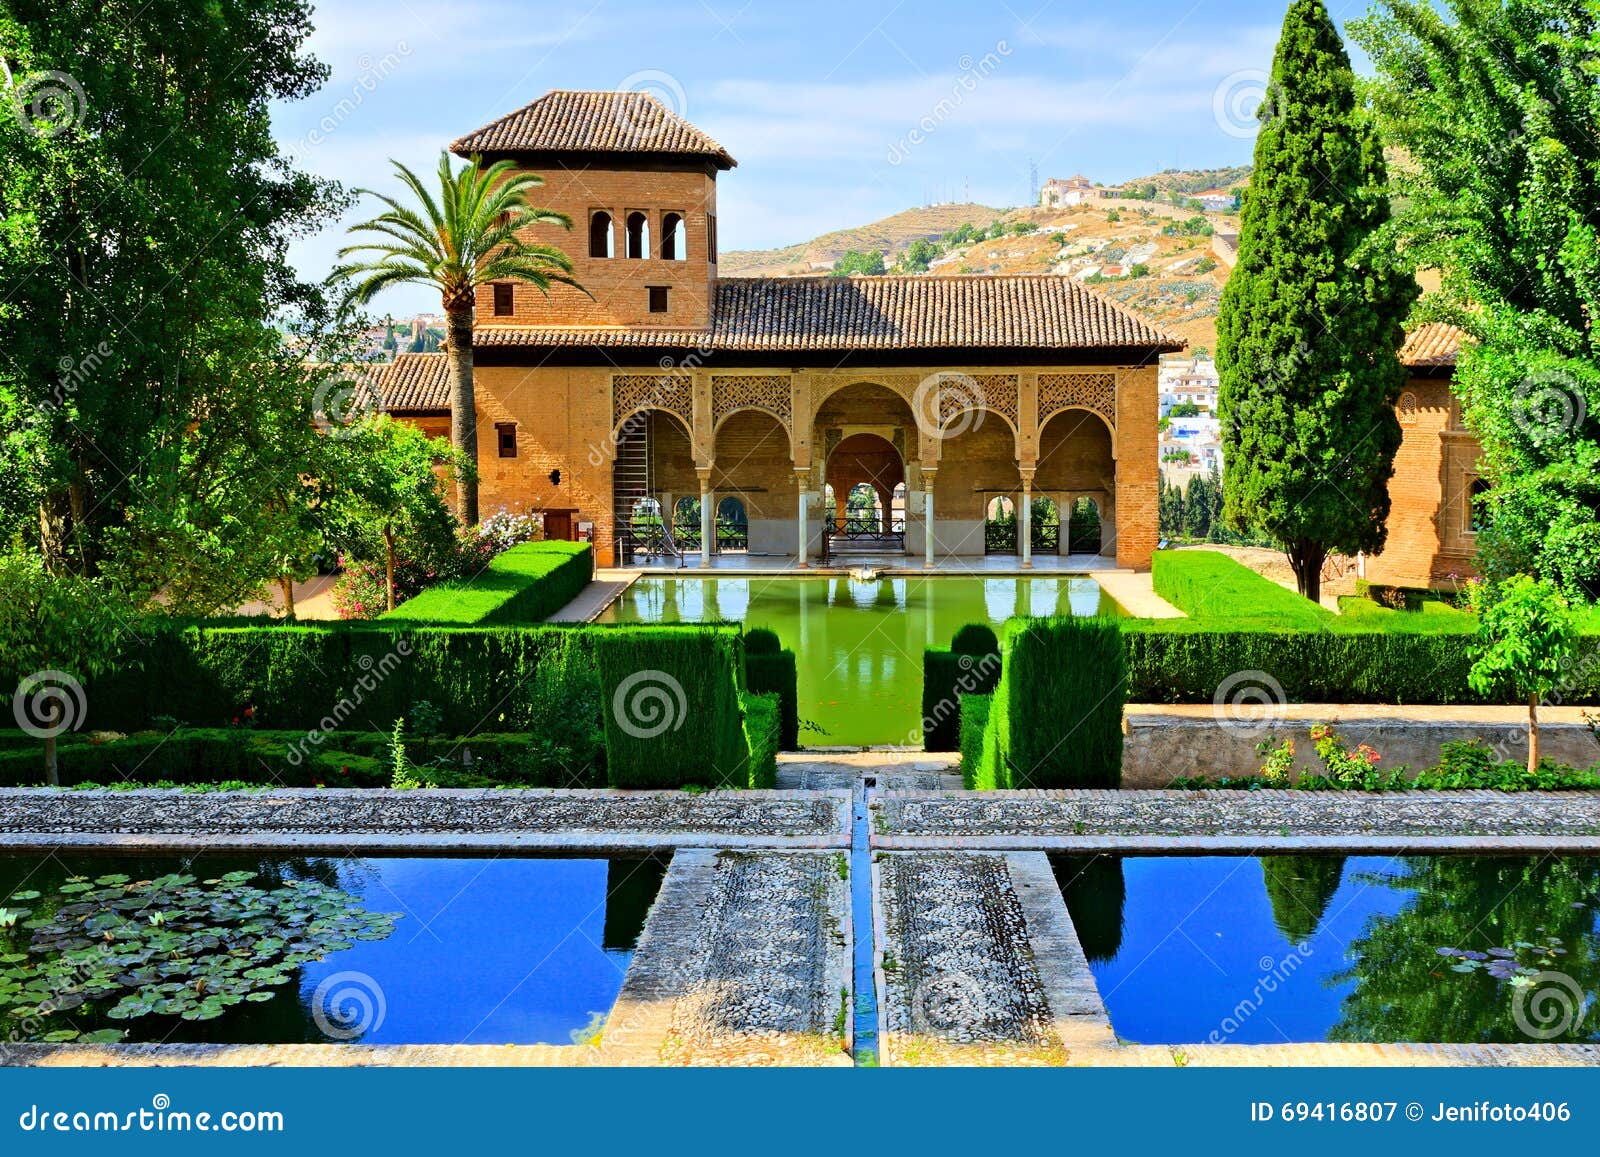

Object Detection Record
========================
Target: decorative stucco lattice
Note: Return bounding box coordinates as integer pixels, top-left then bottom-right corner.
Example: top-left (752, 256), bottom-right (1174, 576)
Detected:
top-left (936, 373), bottom-right (1019, 429)
top-left (1038, 373), bottom-right (1116, 427)
top-left (1398, 391), bottom-right (1420, 426)
top-left (613, 373), bottom-right (693, 431)
top-left (711, 374), bottom-right (792, 430)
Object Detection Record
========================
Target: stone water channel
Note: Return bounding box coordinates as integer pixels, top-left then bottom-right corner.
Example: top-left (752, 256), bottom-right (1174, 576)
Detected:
top-left (6, 766), bottom-right (1600, 1067)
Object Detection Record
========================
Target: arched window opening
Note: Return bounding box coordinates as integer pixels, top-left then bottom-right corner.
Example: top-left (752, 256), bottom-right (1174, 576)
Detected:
top-left (672, 496), bottom-right (702, 551)
top-left (625, 211), bottom-right (649, 259)
top-left (1469, 477), bottom-right (1490, 533)
top-left (1030, 495), bottom-right (1060, 555)
top-left (1067, 496), bottom-right (1102, 555)
top-left (716, 496), bottom-right (748, 552)
top-left (984, 495), bottom-right (1018, 554)
top-left (661, 212), bottom-right (686, 260)
top-left (589, 211), bottom-right (613, 258)
top-left (845, 483), bottom-right (882, 531)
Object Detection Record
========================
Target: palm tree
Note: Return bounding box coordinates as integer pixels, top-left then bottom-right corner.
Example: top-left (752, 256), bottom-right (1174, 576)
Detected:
top-left (332, 151), bottom-right (579, 524)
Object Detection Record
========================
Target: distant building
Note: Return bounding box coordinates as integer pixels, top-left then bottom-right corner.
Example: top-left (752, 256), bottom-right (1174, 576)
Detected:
top-left (1040, 174), bottom-right (1108, 208)
top-left (1158, 353), bottom-right (1218, 415)
top-left (1194, 188), bottom-right (1238, 213)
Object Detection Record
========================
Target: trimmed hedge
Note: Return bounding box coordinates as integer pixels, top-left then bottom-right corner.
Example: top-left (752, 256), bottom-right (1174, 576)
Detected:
top-left (594, 626), bottom-right (750, 788)
top-left (381, 541), bottom-right (593, 624)
top-left (1122, 629), bottom-right (1600, 705)
top-left (746, 649), bottom-right (799, 749)
top-left (959, 693), bottom-right (995, 789)
top-left (82, 623), bottom-right (602, 736)
top-left (741, 691), bottom-right (781, 789)
top-left (984, 616), bottom-right (1125, 788)
top-left (0, 728), bottom-right (601, 789)
top-left (922, 622), bottom-right (1003, 751)
top-left (744, 627), bottom-right (782, 655)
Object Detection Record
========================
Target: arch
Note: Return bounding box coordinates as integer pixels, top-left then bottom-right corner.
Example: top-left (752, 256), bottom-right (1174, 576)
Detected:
top-left (1029, 494), bottom-right (1061, 555)
top-left (611, 404), bottom-right (694, 446)
top-left (661, 212), bottom-right (686, 261)
top-left (1038, 405), bottom-right (1117, 455)
top-left (625, 211), bottom-right (649, 259)
top-left (811, 376), bottom-right (915, 414)
top-left (712, 405), bottom-right (794, 457)
top-left (986, 495), bottom-right (1016, 521)
top-left (589, 211), bottom-right (613, 258)
top-left (1035, 407), bottom-right (1116, 498)
top-left (940, 405), bottom-right (1021, 458)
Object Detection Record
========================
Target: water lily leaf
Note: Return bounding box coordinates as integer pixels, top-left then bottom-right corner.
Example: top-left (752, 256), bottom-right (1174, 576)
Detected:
top-left (79, 1029), bottom-right (125, 1044)
top-left (40, 1029), bottom-right (79, 1042)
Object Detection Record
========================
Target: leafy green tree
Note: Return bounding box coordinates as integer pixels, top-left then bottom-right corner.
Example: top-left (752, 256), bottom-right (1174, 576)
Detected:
top-left (1217, 0), bottom-right (1418, 601)
top-left (333, 153), bottom-right (579, 525)
top-left (830, 249), bottom-right (886, 277)
top-left (1467, 575), bottom-right (1579, 773)
top-left (0, 554), bottom-right (131, 783)
top-left (1352, 0), bottom-right (1600, 596)
top-left (0, 1), bottom-right (346, 599)
top-left (1260, 855), bottom-right (1345, 942)
top-left (896, 237), bottom-right (939, 273)
top-left (325, 417), bottom-right (470, 612)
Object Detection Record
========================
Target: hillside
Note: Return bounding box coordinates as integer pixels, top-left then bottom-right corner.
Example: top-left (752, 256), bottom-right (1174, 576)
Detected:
top-left (718, 171), bottom-right (1246, 349)
top-left (719, 202), bottom-right (1002, 277)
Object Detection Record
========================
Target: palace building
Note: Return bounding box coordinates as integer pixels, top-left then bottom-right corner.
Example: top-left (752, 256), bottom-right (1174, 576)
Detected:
top-left (372, 90), bottom-right (1182, 569)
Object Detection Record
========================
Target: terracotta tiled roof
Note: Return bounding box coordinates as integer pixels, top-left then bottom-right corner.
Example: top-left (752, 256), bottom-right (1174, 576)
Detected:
top-left (474, 275), bottom-right (1183, 353)
top-left (379, 352), bottom-right (451, 410)
top-left (450, 90), bottom-right (736, 168)
top-left (1399, 321), bottom-right (1469, 368)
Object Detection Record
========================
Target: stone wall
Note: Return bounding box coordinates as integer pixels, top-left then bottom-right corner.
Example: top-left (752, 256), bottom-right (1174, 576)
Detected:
top-left (1122, 705), bottom-right (1599, 788)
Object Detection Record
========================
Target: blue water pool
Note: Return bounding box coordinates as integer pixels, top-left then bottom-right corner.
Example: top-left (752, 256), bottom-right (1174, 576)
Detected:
top-left (1054, 854), bottom-right (1600, 1045)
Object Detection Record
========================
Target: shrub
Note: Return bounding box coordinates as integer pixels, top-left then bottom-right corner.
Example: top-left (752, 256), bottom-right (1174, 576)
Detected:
top-left (959, 693), bottom-right (995, 789)
top-left (950, 623), bottom-right (1000, 654)
top-left (744, 627), bottom-right (782, 655)
top-left (745, 647), bottom-right (799, 749)
top-left (594, 626), bottom-right (749, 788)
top-left (922, 647), bottom-right (1002, 751)
top-left (988, 616), bottom-right (1125, 788)
top-left (381, 542), bottom-right (592, 624)
top-left (741, 692), bottom-right (780, 789)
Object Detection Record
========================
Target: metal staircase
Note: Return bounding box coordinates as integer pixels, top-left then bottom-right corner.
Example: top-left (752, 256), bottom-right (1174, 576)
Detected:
top-left (611, 413), bottom-right (685, 566)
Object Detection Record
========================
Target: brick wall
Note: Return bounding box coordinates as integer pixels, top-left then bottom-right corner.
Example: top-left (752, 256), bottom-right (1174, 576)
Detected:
top-left (1113, 364), bottom-right (1159, 568)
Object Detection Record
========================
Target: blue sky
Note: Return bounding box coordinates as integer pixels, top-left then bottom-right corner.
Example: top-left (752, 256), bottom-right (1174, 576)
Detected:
top-left (273, 0), bottom-right (1371, 313)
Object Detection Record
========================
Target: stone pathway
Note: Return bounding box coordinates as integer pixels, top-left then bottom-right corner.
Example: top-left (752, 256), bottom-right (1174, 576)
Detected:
top-left (1092, 571), bottom-right (1185, 618)
top-left (872, 788), bottom-right (1600, 851)
top-left (776, 750), bottom-right (961, 792)
top-left (545, 571), bottom-right (639, 622)
top-left (602, 849), bottom-right (851, 1067)
top-left (0, 787), bottom-right (850, 851)
top-left (874, 850), bottom-right (1115, 1066)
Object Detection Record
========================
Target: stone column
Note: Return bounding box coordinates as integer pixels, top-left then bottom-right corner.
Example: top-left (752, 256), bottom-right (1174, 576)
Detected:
top-left (697, 468), bottom-right (713, 569)
top-left (795, 467), bottom-right (810, 568)
top-left (1019, 469), bottom-right (1035, 569)
top-left (922, 469), bottom-right (937, 569)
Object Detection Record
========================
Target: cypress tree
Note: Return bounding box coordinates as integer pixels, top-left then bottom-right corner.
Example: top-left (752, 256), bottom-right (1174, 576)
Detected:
top-left (1217, 0), bottom-right (1417, 601)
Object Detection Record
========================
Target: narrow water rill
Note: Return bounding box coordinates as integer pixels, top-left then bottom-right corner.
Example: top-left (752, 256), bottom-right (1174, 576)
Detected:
top-left (850, 779), bottom-right (879, 1064)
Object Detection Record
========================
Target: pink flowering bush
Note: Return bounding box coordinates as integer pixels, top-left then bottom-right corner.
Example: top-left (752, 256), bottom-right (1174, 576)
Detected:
top-left (1254, 724), bottom-right (1407, 790)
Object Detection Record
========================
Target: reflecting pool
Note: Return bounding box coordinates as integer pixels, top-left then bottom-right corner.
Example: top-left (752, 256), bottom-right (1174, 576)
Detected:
top-left (598, 576), bottom-right (1121, 746)
top-left (1055, 853), bottom-right (1600, 1045)
top-left (0, 853), bottom-right (665, 1046)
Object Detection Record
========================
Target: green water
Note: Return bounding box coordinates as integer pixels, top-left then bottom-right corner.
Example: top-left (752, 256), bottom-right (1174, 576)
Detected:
top-left (598, 576), bottom-right (1121, 746)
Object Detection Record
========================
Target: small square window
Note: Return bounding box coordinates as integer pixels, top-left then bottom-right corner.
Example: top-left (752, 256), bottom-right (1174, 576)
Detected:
top-left (496, 422), bottom-right (517, 458)
top-left (648, 286), bottom-right (669, 313)
top-left (492, 283), bottom-right (514, 316)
